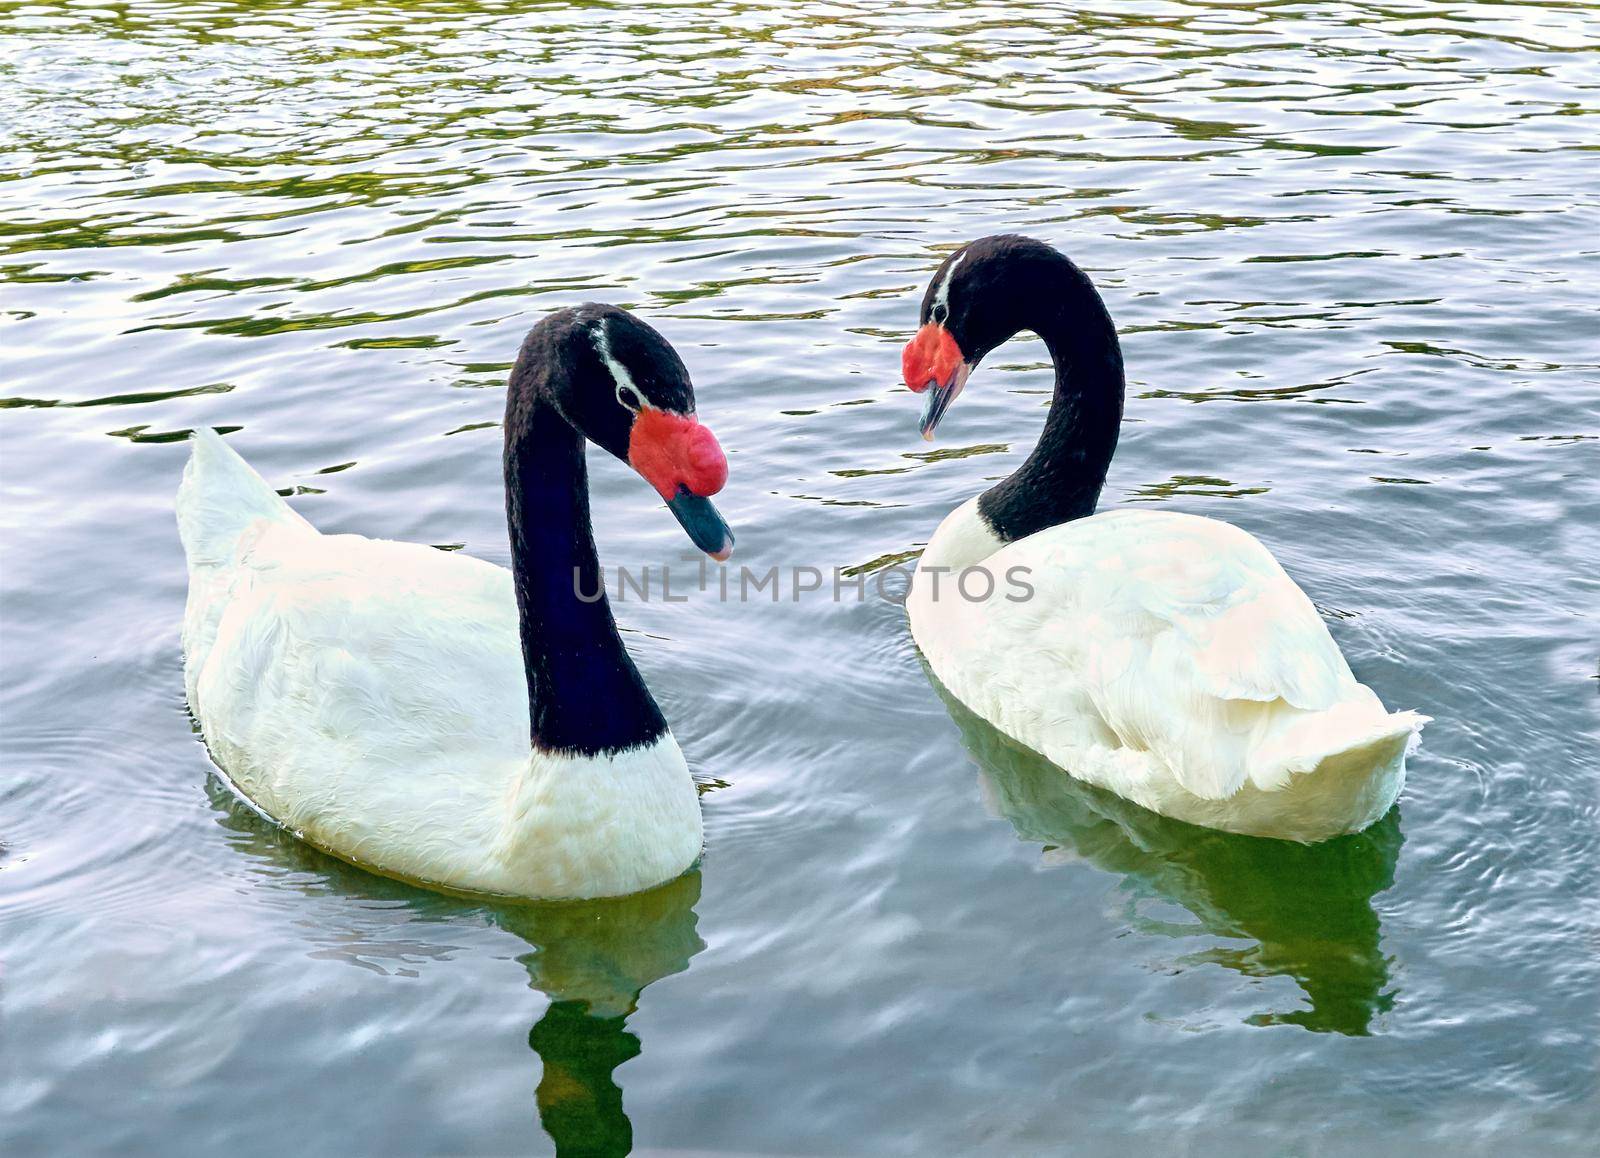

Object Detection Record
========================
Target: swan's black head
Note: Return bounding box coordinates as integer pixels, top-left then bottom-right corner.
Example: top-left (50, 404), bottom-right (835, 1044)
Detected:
top-left (514, 304), bottom-right (733, 560)
top-left (902, 234), bottom-right (1075, 440)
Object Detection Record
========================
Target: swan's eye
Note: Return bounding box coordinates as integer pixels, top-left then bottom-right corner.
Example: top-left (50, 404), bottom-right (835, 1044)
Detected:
top-left (930, 302), bottom-right (948, 326)
top-left (615, 381), bottom-right (645, 413)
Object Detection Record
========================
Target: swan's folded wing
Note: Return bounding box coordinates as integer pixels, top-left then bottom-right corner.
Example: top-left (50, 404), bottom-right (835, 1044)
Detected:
top-left (991, 511), bottom-right (1370, 801)
top-left (193, 525), bottom-right (530, 777)
top-left (1136, 527), bottom-right (1354, 712)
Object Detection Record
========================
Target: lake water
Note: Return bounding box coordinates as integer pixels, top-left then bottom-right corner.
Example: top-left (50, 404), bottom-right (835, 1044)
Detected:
top-left (2, 2), bottom-right (1597, 1154)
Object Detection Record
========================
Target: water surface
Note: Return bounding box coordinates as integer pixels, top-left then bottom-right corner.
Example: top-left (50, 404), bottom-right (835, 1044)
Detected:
top-left (2, 1), bottom-right (1597, 1153)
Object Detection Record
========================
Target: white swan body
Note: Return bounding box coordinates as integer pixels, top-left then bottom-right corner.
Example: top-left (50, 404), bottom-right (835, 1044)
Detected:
top-left (178, 428), bottom-right (702, 897)
top-left (910, 497), bottom-right (1427, 843)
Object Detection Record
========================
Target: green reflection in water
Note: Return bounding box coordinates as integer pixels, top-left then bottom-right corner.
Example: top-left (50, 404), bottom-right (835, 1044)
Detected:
top-left (512, 876), bottom-right (702, 1157)
top-left (933, 678), bottom-right (1402, 1036)
top-left (205, 774), bottom-right (703, 1157)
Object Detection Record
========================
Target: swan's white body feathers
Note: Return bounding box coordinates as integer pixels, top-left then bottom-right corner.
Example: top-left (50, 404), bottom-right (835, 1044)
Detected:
top-left (177, 428), bottom-right (702, 898)
top-left (910, 498), bottom-right (1426, 842)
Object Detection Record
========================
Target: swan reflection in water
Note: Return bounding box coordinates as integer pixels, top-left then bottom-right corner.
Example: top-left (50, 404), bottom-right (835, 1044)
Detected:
top-left (208, 775), bottom-right (703, 1156)
top-left (509, 874), bottom-right (702, 1155)
top-left (934, 683), bottom-right (1403, 1035)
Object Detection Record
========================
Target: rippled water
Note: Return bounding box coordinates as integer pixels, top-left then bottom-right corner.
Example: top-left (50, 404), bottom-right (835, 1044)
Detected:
top-left (3, 1), bottom-right (1597, 1153)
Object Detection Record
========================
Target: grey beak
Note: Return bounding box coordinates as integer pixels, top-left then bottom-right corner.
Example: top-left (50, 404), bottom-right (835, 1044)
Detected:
top-left (666, 485), bottom-right (734, 561)
top-left (918, 363), bottom-right (972, 441)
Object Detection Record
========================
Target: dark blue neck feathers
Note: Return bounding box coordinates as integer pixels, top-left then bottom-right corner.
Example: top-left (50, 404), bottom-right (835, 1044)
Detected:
top-left (503, 338), bottom-right (668, 757)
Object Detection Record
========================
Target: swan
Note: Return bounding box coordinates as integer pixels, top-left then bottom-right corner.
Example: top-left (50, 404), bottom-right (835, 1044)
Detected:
top-left (901, 235), bottom-right (1426, 842)
top-left (178, 305), bottom-right (734, 899)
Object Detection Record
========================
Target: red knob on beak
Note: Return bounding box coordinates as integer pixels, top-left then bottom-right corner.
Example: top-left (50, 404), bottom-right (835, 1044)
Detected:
top-left (628, 408), bottom-right (728, 500)
top-left (902, 323), bottom-right (965, 393)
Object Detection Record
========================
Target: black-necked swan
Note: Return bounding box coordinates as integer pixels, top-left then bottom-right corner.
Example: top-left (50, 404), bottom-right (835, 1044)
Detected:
top-left (900, 235), bottom-right (1427, 842)
top-left (178, 305), bottom-right (734, 898)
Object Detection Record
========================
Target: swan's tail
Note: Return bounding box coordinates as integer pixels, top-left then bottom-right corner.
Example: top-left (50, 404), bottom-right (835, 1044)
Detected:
top-left (177, 427), bottom-right (310, 570)
top-left (1246, 699), bottom-right (1429, 838)
top-left (178, 428), bottom-right (313, 708)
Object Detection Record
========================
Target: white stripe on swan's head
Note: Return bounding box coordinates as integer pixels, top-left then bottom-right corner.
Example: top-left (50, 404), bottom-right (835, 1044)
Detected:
top-left (591, 318), bottom-right (647, 412)
top-left (931, 248), bottom-right (968, 321)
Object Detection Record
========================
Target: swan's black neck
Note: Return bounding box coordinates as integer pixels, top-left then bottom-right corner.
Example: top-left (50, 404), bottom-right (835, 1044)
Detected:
top-left (504, 339), bottom-right (667, 758)
top-left (973, 251), bottom-right (1125, 543)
